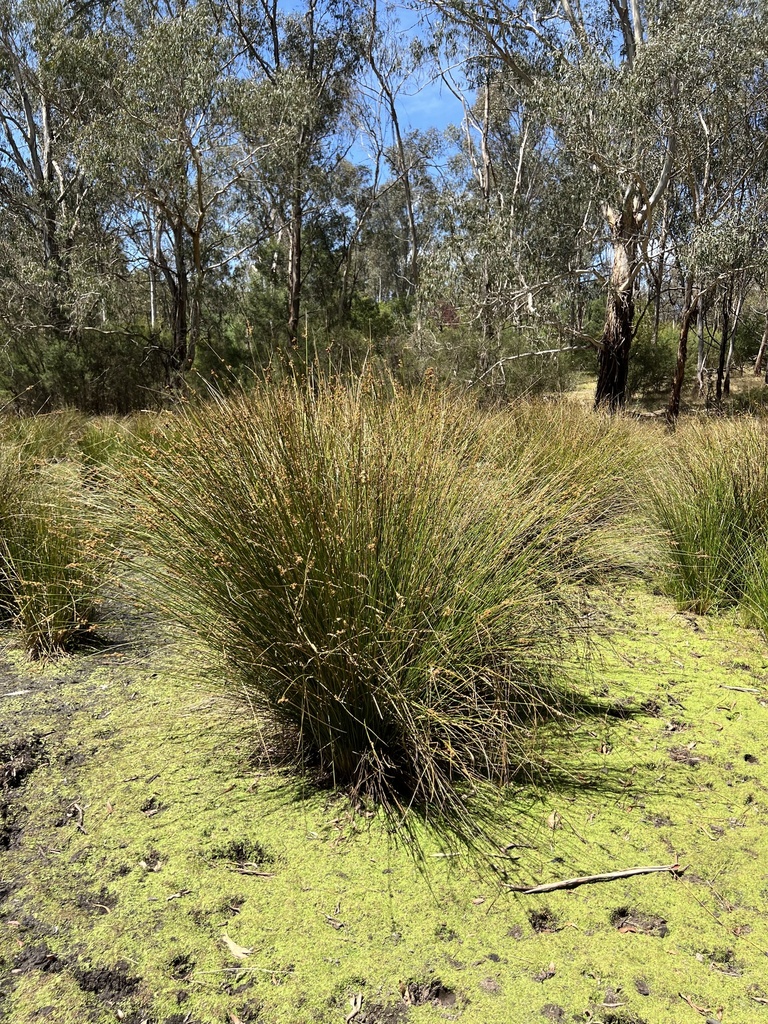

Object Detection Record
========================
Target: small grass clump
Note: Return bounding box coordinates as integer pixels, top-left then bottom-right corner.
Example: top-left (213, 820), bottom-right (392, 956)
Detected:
top-left (482, 400), bottom-right (655, 582)
top-left (119, 382), bottom-right (643, 835)
top-left (75, 411), bottom-right (168, 472)
top-left (0, 408), bottom-right (86, 461)
top-left (650, 418), bottom-right (768, 617)
top-left (0, 444), bottom-right (109, 656)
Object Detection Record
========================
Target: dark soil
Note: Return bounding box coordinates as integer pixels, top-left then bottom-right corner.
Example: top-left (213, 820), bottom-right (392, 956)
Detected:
top-left (13, 942), bottom-right (62, 974)
top-left (359, 1003), bottom-right (409, 1024)
top-left (528, 907), bottom-right (560, 933)
top-left (0, 879), bottom-right (14, 910)
top-left (586, 1011), bottom-right (647, 1024)
top-left (400, 978), bottom-right (455, 1007)
top-left (0, 733), bottom-right (45, 849)
top-left (540, 1005), bottom-right (566, 1021)
top-left (668, 746), bottom-right (709, 767)
top-left (75, 887), bottom-right (119, 916)
top-left (0, 734), bottom-right (45, 790)
top-left (610, 907), bottom-right (668, 937)
top-left (210, 837), bottom-right (273, 867)
top-left (73, 960), bottom-right (141, 1002)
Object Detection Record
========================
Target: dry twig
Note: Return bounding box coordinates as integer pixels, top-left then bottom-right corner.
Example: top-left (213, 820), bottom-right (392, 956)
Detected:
top-left (506, 862), bottom-right (684, 894)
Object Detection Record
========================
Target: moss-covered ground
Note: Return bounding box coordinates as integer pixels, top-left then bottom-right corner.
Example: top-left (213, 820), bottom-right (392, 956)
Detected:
top-left (2, 587), bottom-right (768, 1024)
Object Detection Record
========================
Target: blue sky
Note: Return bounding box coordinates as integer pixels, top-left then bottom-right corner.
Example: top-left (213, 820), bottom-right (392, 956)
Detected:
top-left (398, 75), bottom-right (465, 135)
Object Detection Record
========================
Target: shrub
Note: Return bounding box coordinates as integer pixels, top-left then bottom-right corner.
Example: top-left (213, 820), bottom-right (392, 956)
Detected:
top-left (649, 419), bottom-right (768, 615)
top-left (119, 383), bottom-right (644, 834)
top-left (626, 321), bottom-right (678, 399)
top-left (0, 328), bottom-right (167, 415)
top-left (0, 444), bottom-right (109, 656)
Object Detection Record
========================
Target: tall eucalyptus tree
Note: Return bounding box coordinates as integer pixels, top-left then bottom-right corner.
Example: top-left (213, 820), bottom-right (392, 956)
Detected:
top-left (420, 0), bottom-right (767, 409)
top-left (225, 0), bottom-right (365, 345)
top-left (83, 0), bottom-right (264, 388)
top-left (0, 0), bottom-right (106, 343)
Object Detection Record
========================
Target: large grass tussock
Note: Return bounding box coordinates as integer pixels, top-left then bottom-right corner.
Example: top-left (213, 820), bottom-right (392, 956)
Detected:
top-left (120, 384), bottom-right (646, 827)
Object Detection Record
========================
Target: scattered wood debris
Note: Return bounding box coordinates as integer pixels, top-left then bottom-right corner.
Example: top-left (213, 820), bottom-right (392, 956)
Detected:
top-left (507, 862), bottom-right (685, 894)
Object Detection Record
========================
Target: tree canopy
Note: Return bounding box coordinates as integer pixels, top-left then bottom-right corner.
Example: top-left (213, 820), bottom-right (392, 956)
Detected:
top-left (0, 0), bottom-right (766, 411)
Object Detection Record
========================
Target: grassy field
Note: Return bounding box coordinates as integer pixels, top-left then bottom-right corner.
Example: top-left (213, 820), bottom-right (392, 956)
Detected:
top-left (2, 390), bottom-right (768, 1024)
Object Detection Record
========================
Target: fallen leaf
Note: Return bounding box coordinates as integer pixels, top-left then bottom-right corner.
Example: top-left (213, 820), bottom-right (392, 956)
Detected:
top-left (679, 992), bottom-right (712, 1015)
top-left (228, 1013), bottom-right (245, 1024)
top-left (533, 962), bottom-right (556, 982)
top-left (472, 897), bottom-right (485, 906)
top-left (546, 811), bottom-right (561, 831)
top-left (221, 932), bottom-right (253, 959)
top-left (323, 915), bottom-right (345, 929)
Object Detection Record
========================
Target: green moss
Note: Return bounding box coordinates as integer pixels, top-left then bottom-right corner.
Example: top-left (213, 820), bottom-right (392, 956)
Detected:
top-left (3, 587), bottom-right (768, 1023)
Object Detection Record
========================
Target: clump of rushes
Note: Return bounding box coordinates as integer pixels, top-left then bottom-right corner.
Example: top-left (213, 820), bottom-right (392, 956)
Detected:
top-left (1, 408), bottom-right (86, 461)
top-left (481, 400), bottom-right (656, 583)
top-left (76, 411), bottom-right (169, 472)
top-left (0, 445), bottom-right (109, 657)
top-left (650, 418), bottom-right (768, 616)
top-left (119, 383), bottom-right (641, 835)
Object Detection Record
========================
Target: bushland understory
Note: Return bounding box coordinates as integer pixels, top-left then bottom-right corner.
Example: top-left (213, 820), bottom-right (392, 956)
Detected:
top-left (2, 385), bottom-right (768, 1023)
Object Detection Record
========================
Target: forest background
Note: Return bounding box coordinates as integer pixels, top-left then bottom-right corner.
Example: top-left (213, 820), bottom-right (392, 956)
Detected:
top-left (2, 0), bottom-right (767, 418)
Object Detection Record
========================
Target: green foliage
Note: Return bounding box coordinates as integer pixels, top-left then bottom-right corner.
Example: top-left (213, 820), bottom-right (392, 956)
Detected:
top-left (395, 323), bottom-right (582, 399)
top-left (118, 383), bottom-right (645, 838)
top-left (650, 419), bottom-right (768, 616)
top-left (0, 327), bottom-right (168, 415)
top-left (0, 442), bottom-right (111, 656)
top-left (626, 322), bottom-right (678, 398)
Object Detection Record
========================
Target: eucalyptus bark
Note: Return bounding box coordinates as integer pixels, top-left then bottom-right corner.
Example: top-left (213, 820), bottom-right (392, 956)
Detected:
top-left (287, 184), bottom-right (303, 345)
top-left (754, 311), bottom-right (768, 377)
top-left (595, 215), bottom-right (637, 410)
top-left (156, 219), bottom-right (195, 389)
top-left (716, 281), bottom-right (731, 404)
top-left (696, 294), bottom-right (707, 393)
top-left (667, 276), bottom-right (698, 422)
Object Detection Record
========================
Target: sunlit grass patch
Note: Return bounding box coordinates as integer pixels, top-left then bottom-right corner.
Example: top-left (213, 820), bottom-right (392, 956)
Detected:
top-left (650, 418), bottom-right (768, 619)
top-left (0, 444), bottom-right (111, 657)
top-left (0, 408), bottom-right (86, 461)
top-left (75, 411), bottom-right (170, 472)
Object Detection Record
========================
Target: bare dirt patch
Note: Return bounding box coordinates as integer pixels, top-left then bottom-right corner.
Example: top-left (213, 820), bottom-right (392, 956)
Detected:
top-left (610, 907), bottom-right (668, 937)
top-left (0, 733), bottom-right (45, 849)
top-left (12, 942), bottom-right (62, 974)
top-left (528, 907), bottom-right (560, 933)
top-left (400, 978), bottom-right (455, 1007)
top-left (73, 959), bottom-right (141, 1002)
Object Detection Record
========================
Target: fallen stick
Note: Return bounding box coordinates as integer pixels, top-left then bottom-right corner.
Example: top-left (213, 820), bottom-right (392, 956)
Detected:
top-left (346, 993), bottom-right (363, 1023)
top-left (720, 685), bottom-right (761, 694)
top-left (192, 966), bottom-right (292, 976)
top-left (506, 862), bottom-right (685, 894)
